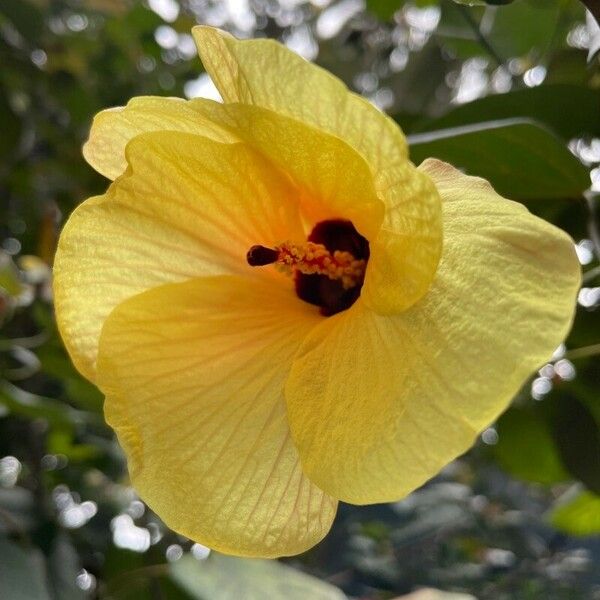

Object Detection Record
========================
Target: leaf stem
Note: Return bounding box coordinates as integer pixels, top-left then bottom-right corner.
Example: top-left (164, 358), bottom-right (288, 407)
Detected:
top-left (565, 343), bottom-right (600, 360)
top-left (456, 4), bottom-right (504, 67)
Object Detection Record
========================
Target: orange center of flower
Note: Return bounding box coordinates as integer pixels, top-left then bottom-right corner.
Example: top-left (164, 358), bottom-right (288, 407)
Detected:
top-left (246, 219), bottom-right (369, 316)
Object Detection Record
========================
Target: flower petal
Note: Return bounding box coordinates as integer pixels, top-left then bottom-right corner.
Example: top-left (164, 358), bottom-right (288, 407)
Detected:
top-left (192, 27), bottom-right (407, 184)
top-left (286, 160), bottom-right (580, 504)
top-left (189, 100), bottom-right (441, 312)
top-left (361, 163), bottom-right (442, 314)
top-left (54, 132), bottom-right (303, 381)
top-left (187, 100), bottom-right (384, 239)
top-left (96, 275), bottom-right (336, 558)
top-left (83, 96), bottom-right (237, 180)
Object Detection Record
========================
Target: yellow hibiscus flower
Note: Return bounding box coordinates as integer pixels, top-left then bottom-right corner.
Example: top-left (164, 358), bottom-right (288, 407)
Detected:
top-left (53, 27), bottom-right (581, 558)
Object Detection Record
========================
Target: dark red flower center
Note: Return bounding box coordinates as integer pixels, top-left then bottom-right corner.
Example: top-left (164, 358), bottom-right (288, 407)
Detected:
top-left (247, 219), bottom-right (369, 316)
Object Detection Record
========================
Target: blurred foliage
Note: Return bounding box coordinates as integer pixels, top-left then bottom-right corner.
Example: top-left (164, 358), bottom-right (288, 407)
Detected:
top-left (549, 488), bottom-right (600, 536)
top-left (409, 118), bottom-right (590, 199)
top-left (0, 0), bottom-right (599, 598)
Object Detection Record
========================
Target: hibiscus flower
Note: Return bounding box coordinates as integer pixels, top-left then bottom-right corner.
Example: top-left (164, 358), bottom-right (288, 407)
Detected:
top-left (53, 27), bottom-right (580, 557)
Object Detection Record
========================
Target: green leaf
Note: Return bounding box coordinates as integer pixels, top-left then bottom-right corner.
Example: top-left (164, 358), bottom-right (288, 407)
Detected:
top-left (81, 0), bottom-right (131, 15)
top-left (546, 49), bottom-right (592, 86)
top-left (548, 487), bottom-right (600, 536)
top-left (0, 87), bottom-right (22, 162)
top-left (169, 554), bottom-right (347, 600)
top-left (412, 85), bottom-right (600, 139)
top-left (408, 118), bottom-right (590, 200)
top-left (436, 2), bottom-right (487, 59)
top-left (366, 0), bottom-right (437, 20)
top-left (547, 393), bottom-right (600, 495)
top-left (487, 0), bottom-right (561, 58)
top-left (48, 429), bottom-right (102, 462)
top-left (439, 0), bottom-right (568, 61)
top-left (0, 251), bottom-right (23, 297)
top-left (0, 381), bottom-right (100, 429)
top-left (366, 0), bottom-right (403, 19)
top-left (494, 407), bottom-right (570, 485)
top-left (35, 344), bottom-right (104, 413)
top-left (453, 0), bottom-right (514, 5)
top-left (0, 537), bottom-right (51, 600)
top-left (0, 0), bottom-right (43, 44)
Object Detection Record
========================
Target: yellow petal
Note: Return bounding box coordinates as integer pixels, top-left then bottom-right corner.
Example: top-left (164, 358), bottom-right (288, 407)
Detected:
top-left (83, 96), bottom-right (238, 180)
top-left (286, 159), bottom-right (580, 504)
top-left (192, 27), bottom-right (408, 186)
top-left (54, 132), bottom-right (303, 381)
top-left (188, 100), bottom-right (384, 239)
top-left (189, 101), bottom-right (441, 312)
top-left (96, 275), bottom-right (336, 558)
top-left (361, 163), bottom-right (442, 314)
top-left (285, 301), bottom-right (407, 499)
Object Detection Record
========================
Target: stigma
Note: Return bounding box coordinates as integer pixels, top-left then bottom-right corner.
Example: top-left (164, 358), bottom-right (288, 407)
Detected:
top-left (247, 241), bottom-right (366, 290)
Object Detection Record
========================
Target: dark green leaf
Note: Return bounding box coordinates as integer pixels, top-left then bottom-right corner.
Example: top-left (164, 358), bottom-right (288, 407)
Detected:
top-left (412, 85), bottom-right (600, 139)
top-left (487, 0), bottom-right (561, 58)
top-left (566, 307), bottom-right (600, 350)
top-left (103, 547), bottom-right (146, 581)
top-left (454, 0), bottom-right (514, 6)
top-left (36, 344), bottom-right (104, 413)
top-left (366, 0), bottom-right (437, 20)
top-left (494, 407), bottom-right (570, 484)
top-left (0, 0), bottom-right (43, 44)
top-left (408, 119), bottom-right (590, 200)
top-left (0, 86), bottom-right (22, 162)
top-left (439, 0), bottom-right (570, 61)
top-left (548, 487), bottom-right (600, 536)
top-left (548, 393), bottom-right (600, 494)
top-left (436, 2), bottom-right (487, 59)
top-left (366, 0), bottom-right (403, 20)
top-left (453, 1), bottom-right (514, 4)
top-left (546, 49), bottom-right (592, 86)
top-left (0, 381), bottom-right (100, 428)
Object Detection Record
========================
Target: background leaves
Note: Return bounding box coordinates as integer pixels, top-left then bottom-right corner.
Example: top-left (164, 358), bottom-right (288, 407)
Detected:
top-left (408, 118), bottom-right (590, 199)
